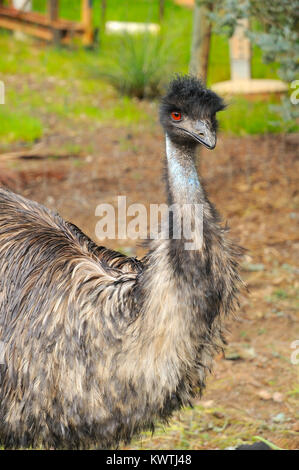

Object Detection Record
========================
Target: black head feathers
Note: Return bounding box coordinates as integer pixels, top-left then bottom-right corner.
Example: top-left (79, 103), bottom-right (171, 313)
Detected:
top-left (160, 75), bottom-right (226, 130)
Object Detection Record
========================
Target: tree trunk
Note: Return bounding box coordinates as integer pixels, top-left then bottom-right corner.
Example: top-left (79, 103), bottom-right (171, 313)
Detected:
top-left (48, 0), bottom-right (59, 22)
top-left (101, 0), bottom-right (106, 35)
top-left (189, 1), bottom-right (213, 84)
top-left (159, 0), bottom-right (165, 22)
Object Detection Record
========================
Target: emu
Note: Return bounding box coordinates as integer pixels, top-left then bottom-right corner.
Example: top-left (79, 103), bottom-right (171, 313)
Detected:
top-left (0, 75), bottom-right (242, 449)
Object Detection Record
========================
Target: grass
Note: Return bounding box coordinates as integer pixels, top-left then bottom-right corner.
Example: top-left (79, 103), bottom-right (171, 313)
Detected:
top-left (0, 106), bottom-right (43, 143)
top-left (121, 403), bottom-right (296, 450)
top-left (0, 0), bottom-right (295, 145)
top-left (95, 33), bottom-right (175, 99)
top-left (219, 96), bottom-right (287, 135)
top-left (0, 52), bottom-right (149, 143)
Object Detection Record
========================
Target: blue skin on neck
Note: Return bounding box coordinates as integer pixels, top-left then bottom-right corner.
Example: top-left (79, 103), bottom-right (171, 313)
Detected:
top-left (168, 156), bottom-right (200, 189)
top-left (166, 135), bottom-right (201, 200)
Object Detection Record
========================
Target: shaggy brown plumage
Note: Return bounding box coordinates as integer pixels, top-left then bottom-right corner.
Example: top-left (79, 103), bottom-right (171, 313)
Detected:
top-left (0, 75), bottom-right (242, 449)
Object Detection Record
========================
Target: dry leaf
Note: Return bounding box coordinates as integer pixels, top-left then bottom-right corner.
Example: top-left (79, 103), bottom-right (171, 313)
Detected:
top-left (201, 400), bottom-right (214, 408)
top-left (273, 392), bottom-right (284, 403)
top-left (257, 390), bottom-right (272, 400)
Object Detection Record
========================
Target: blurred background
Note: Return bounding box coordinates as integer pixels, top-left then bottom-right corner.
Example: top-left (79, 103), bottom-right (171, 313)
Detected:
top-left (0, 0), bottom-right (298, 450)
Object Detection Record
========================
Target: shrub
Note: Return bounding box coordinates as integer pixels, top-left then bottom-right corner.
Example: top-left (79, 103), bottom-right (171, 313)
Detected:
top-left (100, 33), bottom-right (174, 99)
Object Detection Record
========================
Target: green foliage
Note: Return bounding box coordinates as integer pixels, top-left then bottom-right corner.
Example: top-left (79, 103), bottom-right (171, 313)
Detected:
top-left (248, 1), bottom-right (299, 83)
top-left (0, 107), bottom-right (43, 144)
top-left (97, 33), bottom-right (174, 99)
top-left (273, 289), bottom-right (289, 300)
top-left (208, 34), bottom-right (230, 83)
top-left (270, 96), bottom-right (299, 133)
top-left (253, 436), bottom-right (284, 450)
top-left (218, 97), bottom-right (292, 135)
top-left (199, 0), bottom-right (299, 125)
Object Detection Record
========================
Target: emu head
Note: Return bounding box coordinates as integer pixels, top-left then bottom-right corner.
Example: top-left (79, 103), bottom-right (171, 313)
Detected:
top-left (160, 75), bottom-right (226, 149)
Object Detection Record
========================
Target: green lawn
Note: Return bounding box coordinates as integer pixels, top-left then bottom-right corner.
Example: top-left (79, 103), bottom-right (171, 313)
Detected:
top-left (0, 105), bottom-right (43, 143)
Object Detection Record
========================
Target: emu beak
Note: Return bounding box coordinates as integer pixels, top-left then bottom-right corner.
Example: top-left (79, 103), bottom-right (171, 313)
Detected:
top-left (180, 120), bottom-right (216, 150)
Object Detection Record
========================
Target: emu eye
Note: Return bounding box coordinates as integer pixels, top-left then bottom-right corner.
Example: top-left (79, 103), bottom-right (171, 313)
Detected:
top-left (171, 111), bottom-right (182, 121)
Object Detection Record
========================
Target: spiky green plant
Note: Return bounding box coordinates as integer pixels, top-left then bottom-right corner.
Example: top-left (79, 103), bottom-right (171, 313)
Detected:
top-left (100, 33), bottom-right (174, 99)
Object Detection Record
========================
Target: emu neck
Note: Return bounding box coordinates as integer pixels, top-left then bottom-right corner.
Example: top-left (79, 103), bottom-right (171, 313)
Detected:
top-left (123, 132), bottom-right (239, 414)
top-left (126, 135), bottom-right (213, 391)
top-left (165, 134), bottom-right (204, 205)
top-left (124, 134), bottom-right (227, 406)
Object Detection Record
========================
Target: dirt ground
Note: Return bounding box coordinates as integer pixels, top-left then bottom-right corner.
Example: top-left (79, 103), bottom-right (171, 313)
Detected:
top-left (0, 124), bottom-right (298, 449)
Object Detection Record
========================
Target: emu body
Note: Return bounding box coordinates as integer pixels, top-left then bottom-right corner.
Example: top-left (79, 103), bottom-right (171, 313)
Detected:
top-left (0, 76), bottom-right (242, 449)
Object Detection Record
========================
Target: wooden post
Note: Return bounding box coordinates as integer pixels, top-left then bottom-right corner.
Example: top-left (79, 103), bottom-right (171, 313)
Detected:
top-left (82, 0), bottom-right (93, 45)
top-left (48, 0), bottom-right (59, 22)
top-left (0, 80), bottom-right (4, 105)
top-left (98, 0), bottom-right (106, 43)
top-left (189, 0), bottom-right (213, 84)
top-left (101, 0), bottom-right (106, 28)
top-left (159, 0), bottom-right (165, 22)
top-left (229, 18), bottom-right (251, 80)
top-left (48, 0), bottom-right (61, 45)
